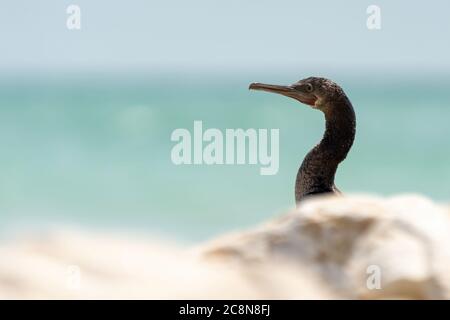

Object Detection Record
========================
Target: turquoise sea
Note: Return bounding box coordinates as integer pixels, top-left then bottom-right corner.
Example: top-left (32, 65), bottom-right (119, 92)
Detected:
top-left (1, 72), bottom-right (449, 241)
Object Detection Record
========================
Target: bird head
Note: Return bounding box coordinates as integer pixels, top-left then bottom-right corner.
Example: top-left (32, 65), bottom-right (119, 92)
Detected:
top-left (249, 77), bottom-right (344, 113)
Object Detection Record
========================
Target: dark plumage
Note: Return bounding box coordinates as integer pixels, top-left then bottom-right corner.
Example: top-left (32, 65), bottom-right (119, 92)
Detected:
top-left (249, 77), bottom-right (356, 205)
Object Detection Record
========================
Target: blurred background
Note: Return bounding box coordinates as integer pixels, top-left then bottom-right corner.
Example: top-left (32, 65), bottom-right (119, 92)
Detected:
top-left (0, 0), bottom-right (449, 241)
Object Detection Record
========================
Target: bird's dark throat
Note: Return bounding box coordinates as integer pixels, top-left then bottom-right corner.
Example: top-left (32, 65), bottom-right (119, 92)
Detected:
top-left (295, 96), bottom-right (356, 204)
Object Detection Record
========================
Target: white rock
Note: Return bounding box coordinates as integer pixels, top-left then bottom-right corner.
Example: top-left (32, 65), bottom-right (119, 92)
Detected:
top-left (1, 194), bottom-right (449, 299)
top-left (200, 194), bottom-right (450, 299)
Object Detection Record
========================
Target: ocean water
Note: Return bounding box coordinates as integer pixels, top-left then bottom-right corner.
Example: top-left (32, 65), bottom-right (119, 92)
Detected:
top-left (1, 72), bottom-right (449, 241)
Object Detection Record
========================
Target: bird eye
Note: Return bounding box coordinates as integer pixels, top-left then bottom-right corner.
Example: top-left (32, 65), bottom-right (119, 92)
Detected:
top-left (305, 83), bottom-right (313, 92)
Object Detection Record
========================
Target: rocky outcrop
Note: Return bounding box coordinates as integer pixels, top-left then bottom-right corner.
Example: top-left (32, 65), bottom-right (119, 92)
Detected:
top-left (1, 194), bottom-right (449, 299)
top-left (200, 194), bottom-right (450, 299)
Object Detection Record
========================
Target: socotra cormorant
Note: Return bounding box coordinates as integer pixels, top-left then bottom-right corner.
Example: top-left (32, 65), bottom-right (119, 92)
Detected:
top-left (249, 77), bottom-right (356, 205)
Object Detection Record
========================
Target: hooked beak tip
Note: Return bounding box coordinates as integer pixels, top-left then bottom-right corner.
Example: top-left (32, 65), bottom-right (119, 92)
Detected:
top-left (249, 83), bottom-right (258, 90)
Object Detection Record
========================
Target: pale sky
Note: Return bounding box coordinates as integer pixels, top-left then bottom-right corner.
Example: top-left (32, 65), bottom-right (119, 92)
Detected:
top-left (1, 0), bottom-right (449, 72)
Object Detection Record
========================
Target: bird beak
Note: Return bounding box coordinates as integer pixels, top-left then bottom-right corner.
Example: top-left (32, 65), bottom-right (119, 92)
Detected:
top-left (249, 82), bottom-right (317, 106)
top-left (249, 83), bottom-right (295, 95)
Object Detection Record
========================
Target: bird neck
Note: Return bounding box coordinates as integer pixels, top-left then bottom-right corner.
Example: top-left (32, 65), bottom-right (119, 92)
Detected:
top-left (321, 99), bottom-right (356, 163)
top-left (295, 96), bottom-right (356, 203)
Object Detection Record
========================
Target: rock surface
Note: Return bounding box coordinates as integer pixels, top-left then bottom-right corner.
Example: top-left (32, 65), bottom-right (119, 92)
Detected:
top-left (1, 194), bottom-right (449, 299)
top-left (200, 194), bottom-right (450, 299)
